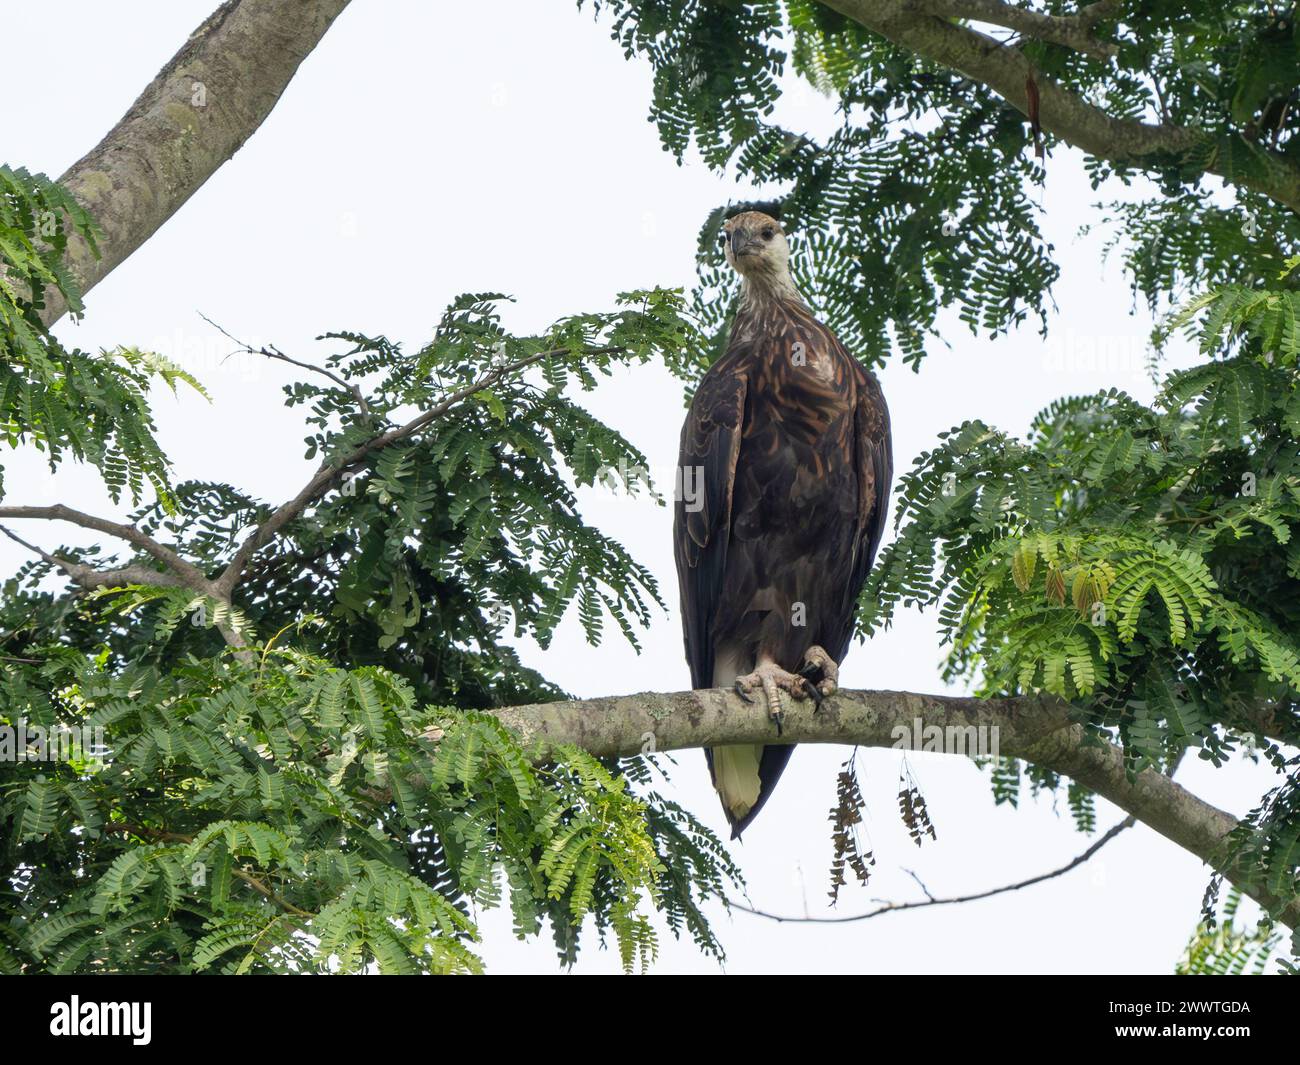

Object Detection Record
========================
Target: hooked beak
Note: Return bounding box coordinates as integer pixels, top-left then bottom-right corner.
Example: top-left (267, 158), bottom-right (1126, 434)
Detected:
top-left (729, 226), bottom-right (759, 258)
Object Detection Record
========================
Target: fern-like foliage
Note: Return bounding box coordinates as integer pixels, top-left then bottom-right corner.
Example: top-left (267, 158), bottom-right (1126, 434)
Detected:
top-left (10, 288), bottom-right (700, 713)
top-left (583, 2), bottom-right (1300, 372)
top-left (0, 646), bottom-right (740, 974)
top-left (1178, 888), bottom-right (1281, 975)
top-left (861, 271), bottom-right (1300, 939)
top-left (0, 166), bottom-right (204, 502)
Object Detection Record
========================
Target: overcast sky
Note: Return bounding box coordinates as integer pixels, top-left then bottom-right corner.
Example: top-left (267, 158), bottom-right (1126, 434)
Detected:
top-left (2, 0), bottom-right (1279, 974)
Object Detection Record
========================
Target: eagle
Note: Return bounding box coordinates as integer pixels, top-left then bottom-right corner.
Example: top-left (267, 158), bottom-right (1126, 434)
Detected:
top-left (673, 209), bottom-right (893, 838)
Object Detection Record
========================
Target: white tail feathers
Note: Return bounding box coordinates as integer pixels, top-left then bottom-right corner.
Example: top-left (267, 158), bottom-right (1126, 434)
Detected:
top-left (712, 744), bottom-right (764, 820)
top-left (711, 647), bottom-right (761, 821)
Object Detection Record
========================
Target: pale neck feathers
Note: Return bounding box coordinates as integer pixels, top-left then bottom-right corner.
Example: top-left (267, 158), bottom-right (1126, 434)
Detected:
top-left (739, 268), bottom-right (806, 312)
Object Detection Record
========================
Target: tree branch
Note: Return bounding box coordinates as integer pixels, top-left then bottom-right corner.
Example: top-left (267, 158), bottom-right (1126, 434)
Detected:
top-left (0, 504), bottom-right (208, 590)
top-left (819, 0), bottom-right (1300, 213)
top-left (0, 341), bottom-right (604, 644)
top-left (465, 686), bottom-right (1299, 928)
top-left (916, 0), bottom-right (1120, 59)
top-left (0, 513), bottom-right (249, 655)
top-left (0, 524), bottom-right (190, 592)
top-left (213, 345), bottom-right (595, 598)
top-left (39, 0), bottom-right (352, 326)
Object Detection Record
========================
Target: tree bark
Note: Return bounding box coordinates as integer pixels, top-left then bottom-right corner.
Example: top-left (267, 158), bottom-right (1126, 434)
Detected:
top-left (466, 686), bottom-right (1299, 928)
top-left (43, 0), bottom-right (352, 325)
top-left (915, 0), bottom-right (1120, 59)
top-left (818, 0), bottom-right (1300, 214)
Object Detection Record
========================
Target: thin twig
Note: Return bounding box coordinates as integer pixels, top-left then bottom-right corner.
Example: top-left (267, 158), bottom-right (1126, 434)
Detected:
top-left (903, 866), bottom-right (937, 902)
top-left (915, 0), bottom-right (1120, 59)
top-left (230, 868), bottom-right (316, 918)
top-left (729, 815), bottom-right (1136, 924)
top-left (198, 312), bottom-right (370, 416)
top-left (733, 740), bottom-right (1192, 925)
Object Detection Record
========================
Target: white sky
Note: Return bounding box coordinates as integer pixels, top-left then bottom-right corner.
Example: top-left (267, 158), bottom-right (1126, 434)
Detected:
top-left (1, 0), bottom-right (1281, 974)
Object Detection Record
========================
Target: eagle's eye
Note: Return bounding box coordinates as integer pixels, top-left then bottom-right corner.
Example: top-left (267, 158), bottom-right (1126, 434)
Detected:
top-left (762, 228), bottom-right (775, 240)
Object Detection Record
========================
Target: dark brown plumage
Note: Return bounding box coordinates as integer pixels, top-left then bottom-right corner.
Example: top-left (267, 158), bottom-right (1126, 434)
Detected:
top-left (673, 211), bottom-right (892, 838)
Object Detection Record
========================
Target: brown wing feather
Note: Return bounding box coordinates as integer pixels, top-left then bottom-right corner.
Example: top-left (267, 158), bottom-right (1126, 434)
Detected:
top-left (827, 355), bottom-right (893, 661)
top-left (673, 358), bottom-right (747, 689)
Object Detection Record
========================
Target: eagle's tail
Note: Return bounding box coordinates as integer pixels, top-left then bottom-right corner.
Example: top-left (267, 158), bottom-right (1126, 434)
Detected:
top-left (711, 744), bottom-right (764, 825)
top-left (707, 652), bottom-right (795, 838)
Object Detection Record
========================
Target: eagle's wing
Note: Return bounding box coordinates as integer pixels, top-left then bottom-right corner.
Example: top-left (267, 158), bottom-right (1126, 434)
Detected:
top-left (829, 358), bottom-right (893, 662)
top-left (673, 361), bottom-right (747, 689)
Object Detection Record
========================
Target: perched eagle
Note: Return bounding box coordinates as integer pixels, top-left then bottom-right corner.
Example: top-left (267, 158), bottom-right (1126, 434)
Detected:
top-left (673, 209), bottom-right (893, 838)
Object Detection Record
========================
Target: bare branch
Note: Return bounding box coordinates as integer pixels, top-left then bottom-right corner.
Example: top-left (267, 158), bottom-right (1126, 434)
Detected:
top-left (0, 342), bottom-right (610, 637)
top-left (0, 505), bottom-right (207, 589)
top-left (466, 686), bottom-right (1299, 928)
top-left (820, 0), bottom-right (1300, 213)
top-left (0, 523), bottom-right (189, 592)
top-left (1, 523), bottom-right (82, 572)
top-left (0, 517), bottom-right (250, 655)
top-left (731, 814), bottom-right (1135, 923)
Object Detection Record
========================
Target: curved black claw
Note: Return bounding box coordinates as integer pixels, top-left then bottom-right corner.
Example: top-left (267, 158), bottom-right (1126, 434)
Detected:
top-left (772, 711), bottom-right (784, 737)
top-left (734, 680), bottom-right (755, 704)
top-left (802, 677), bottom-right (824, 708)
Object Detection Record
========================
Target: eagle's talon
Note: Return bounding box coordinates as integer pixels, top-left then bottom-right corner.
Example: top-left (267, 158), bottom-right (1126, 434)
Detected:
top-left (734, 659), bottom-right (807, 734)
top-left (802, 677), bottom-right (824, 708)
top-left (799, 646), bottom-right (839, 698)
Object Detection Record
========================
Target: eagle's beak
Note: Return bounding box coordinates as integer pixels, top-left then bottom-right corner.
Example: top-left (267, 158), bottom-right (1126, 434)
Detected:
top-left (730, 227), bottom-right (758, 258)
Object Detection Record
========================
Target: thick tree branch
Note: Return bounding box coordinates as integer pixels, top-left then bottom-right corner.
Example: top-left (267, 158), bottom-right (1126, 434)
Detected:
top-left (39, 0), bottom-right (352, 326)
top-left (819, 0), bottom-right (1300, 213)
top-left (468, 686), bottom-right (1299, 928)
top-left (917, 0), bottom-right (1119, 59)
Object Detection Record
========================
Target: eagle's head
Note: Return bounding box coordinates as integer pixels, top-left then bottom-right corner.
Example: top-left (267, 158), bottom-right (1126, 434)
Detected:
top-left (720, 210), bottom-right (791, 283)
